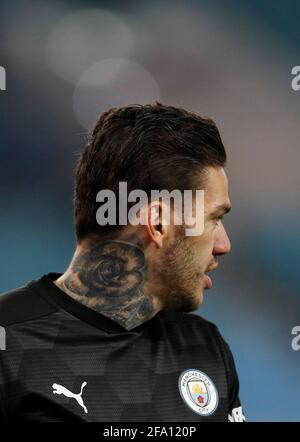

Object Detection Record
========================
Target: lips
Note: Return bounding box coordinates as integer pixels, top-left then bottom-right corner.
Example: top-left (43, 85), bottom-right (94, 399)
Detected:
top-left (203, 261), bottom-right (218, 290)
top-left (204, 273), bottom-right (213, 289)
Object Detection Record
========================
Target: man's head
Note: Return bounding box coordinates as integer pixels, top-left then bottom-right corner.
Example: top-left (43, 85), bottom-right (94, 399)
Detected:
top-left (74, 102), bottom-right (231, 311)
top-left (150, 166), bottom-right (231, 312)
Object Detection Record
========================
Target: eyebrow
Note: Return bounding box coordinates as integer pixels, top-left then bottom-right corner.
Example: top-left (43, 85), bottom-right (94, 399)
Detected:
top-left (210, 204), bottom-right (232, 217)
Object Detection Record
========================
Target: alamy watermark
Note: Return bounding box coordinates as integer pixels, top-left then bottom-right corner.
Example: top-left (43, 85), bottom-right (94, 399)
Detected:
top-left (291, 66), bottom-right (300, 91)
top-left (0, 326), bottom-right (6, 350)
top-left (0, 66), bottom-right (6, 91)
top-left (96, 182), bottom-right (205, 236)
top-left (291, 326), bottom-right (300, 351)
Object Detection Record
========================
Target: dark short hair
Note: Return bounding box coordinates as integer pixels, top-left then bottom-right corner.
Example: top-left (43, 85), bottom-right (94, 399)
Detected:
top-left (74, 102), bottom-right (226, 241)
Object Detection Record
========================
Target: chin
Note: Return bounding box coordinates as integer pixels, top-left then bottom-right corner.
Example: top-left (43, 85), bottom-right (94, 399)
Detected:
top-left (172, 289), bottom-right (203, 312)
top-left (192, 290), bottom-right (204, 310)
top-left (197, 290), bottom-right (204, 307)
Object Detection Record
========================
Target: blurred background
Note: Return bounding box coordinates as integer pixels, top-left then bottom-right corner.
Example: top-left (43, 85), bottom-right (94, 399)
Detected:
top-left (0, 0), bottom-right (299, 421)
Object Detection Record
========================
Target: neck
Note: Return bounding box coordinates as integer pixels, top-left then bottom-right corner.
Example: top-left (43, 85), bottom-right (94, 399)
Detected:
top-left (54, 235), bottom-right (162, 331)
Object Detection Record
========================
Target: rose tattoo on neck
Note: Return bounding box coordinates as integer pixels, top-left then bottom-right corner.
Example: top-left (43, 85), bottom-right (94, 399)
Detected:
top-left (57, 241), bottom-right (157, 331)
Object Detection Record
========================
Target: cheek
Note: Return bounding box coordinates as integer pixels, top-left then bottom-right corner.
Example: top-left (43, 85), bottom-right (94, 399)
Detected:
top-left (181, 241), bottom-right (208, 278)
top-left (193, 231), bottom-right (214, 257)
top-left (162, 232), bottom-right (213, 283)
top-left (186, 238), bottom-right (214, 277)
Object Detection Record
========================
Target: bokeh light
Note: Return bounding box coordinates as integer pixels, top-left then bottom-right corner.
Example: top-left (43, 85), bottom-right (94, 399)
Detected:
top-left (73, 58), bottom-right (160, 128)
top-left (45, 8), bottom-right (135, 84)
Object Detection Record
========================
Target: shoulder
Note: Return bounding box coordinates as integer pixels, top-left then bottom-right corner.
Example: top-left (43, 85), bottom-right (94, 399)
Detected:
top-left (0, 280), bottom-right (57, 327)
top-left (160, 309), bottom-right (220, 332)
top-left (159, 310), bottom-right (232, 357)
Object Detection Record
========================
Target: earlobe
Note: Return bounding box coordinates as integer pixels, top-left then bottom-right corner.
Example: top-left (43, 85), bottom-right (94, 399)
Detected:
top-left (152, 228), bottom-right (164, 248)
top-left (146, 202), bottom-right (164, 248)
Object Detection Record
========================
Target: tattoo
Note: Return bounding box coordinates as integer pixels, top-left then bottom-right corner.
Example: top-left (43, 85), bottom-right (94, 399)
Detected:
top-left (57, 241), bottom-right (157, 331)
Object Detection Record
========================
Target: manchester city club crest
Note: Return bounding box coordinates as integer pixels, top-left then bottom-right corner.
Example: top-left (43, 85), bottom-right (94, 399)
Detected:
top-left (178, 369), bottom-right (218, 416)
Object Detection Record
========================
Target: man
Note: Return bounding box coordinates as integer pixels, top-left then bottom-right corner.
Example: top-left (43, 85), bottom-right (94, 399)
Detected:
top-left (0, 103), bottom-right (245, 422)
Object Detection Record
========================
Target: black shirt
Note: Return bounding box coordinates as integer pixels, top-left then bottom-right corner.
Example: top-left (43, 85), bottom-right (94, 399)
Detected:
top-left (0, 273), bottom-right (245, 422)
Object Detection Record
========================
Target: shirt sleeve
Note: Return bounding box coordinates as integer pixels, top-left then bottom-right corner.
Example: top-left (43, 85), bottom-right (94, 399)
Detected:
top-left (213, 326), bottom-right (246, 422)
top-left (0, 361), bottom-right (6, 423)
top-left (0, 389), bottom-right (5, 422)
top-left (226, 343), bottom-right (246, 422)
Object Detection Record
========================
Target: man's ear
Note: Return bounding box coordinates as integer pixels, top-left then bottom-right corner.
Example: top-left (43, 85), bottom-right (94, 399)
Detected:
top-left (143, 201), bottom-right (170, 248)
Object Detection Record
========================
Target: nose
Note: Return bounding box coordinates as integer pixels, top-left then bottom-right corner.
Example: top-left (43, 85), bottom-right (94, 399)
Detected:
top-left (212, 222), bottom-right (231, 256)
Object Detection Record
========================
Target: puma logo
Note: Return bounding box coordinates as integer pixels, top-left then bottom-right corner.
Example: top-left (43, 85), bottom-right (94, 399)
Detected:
top-left (52, 381), bottom-right (88, 414)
